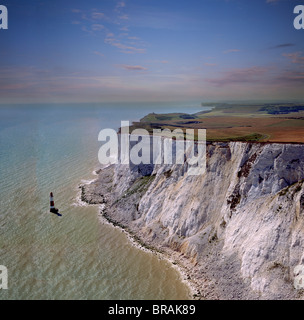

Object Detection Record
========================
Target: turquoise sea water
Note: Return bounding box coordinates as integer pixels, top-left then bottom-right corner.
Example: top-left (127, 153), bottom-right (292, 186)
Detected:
top-left (0, 102), bottom-right (205, 300)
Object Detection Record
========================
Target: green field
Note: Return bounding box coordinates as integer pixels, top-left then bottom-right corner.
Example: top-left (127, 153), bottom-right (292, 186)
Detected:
top-left (127, 103), bottom-right (304, 143)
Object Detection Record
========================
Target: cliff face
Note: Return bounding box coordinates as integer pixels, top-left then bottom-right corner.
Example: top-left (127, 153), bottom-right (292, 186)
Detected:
top-left (85, 142), bottom-right (304, 299)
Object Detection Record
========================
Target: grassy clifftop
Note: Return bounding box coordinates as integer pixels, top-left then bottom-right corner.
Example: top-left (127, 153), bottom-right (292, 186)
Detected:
top-left (129, 103), bottom-right (304, 143)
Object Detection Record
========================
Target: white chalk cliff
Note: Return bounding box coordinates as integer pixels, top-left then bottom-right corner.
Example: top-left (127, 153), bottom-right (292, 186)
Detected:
top-left (84, 142), bottom-right (304, 299)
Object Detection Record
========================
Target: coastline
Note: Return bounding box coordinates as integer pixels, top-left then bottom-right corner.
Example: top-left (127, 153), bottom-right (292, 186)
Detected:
top-left (76, 105), bottom-right (304, 300)
top-left (77, 173), bottom-right (201, 300)
top-left (78, 138), bottom-right (304, 300)
top-left (98, 207), bottom-right (200, 300)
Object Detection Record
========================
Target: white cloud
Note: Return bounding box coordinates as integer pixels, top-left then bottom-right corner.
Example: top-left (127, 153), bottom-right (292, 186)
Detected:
top-left (92, 12), bottom-right (105, 20)
top-left (91, 24), bottom-right (104, 31)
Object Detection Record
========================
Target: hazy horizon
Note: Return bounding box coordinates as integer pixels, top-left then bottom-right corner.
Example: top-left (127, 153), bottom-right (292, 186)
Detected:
top-left (1, 0), bottom-right (304, 104)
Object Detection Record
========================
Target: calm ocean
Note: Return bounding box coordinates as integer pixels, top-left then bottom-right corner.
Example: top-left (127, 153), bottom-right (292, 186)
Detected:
top-left (0, 102), bottom-right (204, 300)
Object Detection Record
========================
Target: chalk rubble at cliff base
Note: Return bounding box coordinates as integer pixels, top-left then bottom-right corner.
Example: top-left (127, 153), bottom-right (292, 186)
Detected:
top-left (83, 142), bottom-right (304, 300)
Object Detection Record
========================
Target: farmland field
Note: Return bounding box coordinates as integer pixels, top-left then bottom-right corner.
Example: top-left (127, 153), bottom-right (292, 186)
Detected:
top-left (128, 103), bottom-right (304, 143)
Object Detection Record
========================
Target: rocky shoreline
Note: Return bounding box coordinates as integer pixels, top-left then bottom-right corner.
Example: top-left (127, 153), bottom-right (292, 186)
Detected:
top-left (79, 164), bottom-right (255, 300)
top-left (79, 141), bottom-right (304, 300)
top-left (79, 176), bottom-right (204, 300)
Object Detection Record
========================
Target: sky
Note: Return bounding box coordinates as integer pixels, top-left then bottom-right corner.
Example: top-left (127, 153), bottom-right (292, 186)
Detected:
top-left (0, 0), bottom-right (304, 104)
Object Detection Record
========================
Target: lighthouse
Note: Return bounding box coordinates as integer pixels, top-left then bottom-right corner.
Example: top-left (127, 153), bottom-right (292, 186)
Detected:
top-left (50, 192), bottom-right (59, 214)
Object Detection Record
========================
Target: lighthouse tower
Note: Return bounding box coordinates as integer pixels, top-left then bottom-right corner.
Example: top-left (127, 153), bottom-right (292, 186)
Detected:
top-left (50, 192), bottom-right (59, 214)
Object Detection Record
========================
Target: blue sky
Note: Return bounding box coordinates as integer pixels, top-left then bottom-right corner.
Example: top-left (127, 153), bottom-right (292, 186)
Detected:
top-left (0, 0), bottom-right (304, 103)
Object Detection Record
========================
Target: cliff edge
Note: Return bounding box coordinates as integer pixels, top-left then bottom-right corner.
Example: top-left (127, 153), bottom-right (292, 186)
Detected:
top-left (83, 142), bottom-right (304, 300)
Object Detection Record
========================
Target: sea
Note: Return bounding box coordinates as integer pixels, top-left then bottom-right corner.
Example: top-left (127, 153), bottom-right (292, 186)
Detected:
top-left (0, 102), bottom-right (206, 300)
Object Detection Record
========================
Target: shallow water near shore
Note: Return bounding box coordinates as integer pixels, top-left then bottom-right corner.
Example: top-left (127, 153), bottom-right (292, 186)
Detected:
top-left (0, 102), bottom-right (205, 300)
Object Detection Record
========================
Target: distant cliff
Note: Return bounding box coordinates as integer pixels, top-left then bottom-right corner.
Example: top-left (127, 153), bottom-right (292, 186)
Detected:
top-left (83, 142), bottom-right (304, 300)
